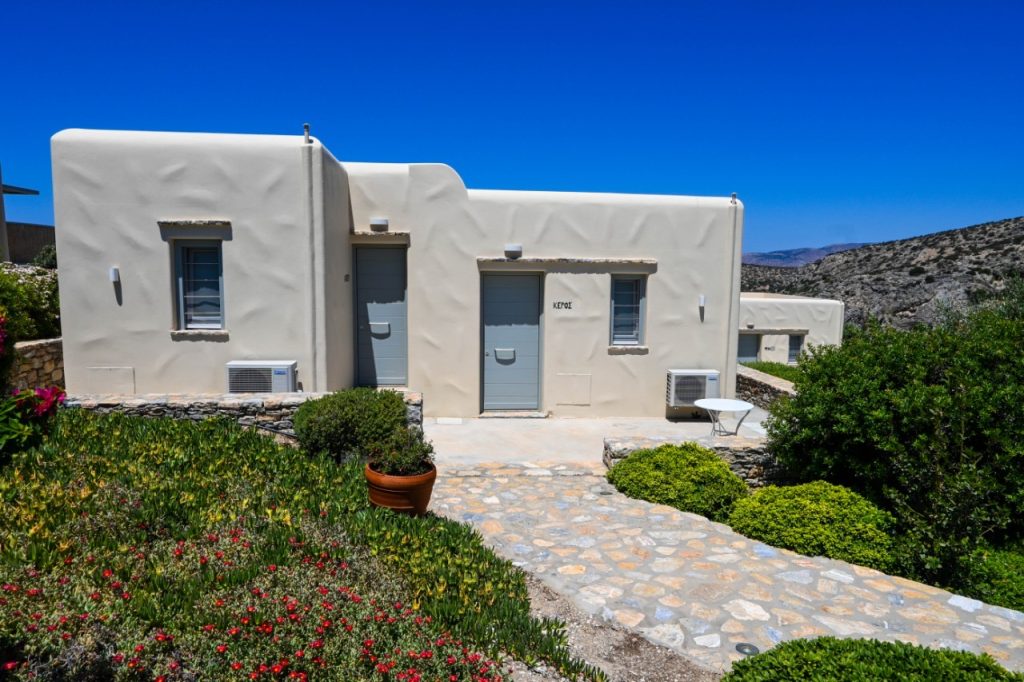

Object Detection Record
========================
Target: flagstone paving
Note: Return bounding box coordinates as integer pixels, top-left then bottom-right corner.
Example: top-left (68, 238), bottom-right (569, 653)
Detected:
top-left (430, 462), bottom-right (1024, 674)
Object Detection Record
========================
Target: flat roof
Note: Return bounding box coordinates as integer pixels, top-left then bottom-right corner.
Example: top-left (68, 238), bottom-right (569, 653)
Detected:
top-left (741, 291), bottom-right (843, 304)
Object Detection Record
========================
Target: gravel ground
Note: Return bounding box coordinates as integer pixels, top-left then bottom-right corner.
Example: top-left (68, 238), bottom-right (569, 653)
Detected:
top-left (508, 575), bottom-right (722, 682)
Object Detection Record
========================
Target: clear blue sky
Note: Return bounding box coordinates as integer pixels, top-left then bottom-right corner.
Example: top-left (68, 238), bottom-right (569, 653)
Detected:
top-left (2, 1), bottom-right (1022, 252)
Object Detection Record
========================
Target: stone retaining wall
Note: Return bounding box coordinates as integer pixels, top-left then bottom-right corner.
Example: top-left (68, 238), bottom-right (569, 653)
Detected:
top-left (11, 338), bottom-right (64, 391)
top-left (65, 390), bottom-right (424, 437)
top-left (736, 364), bottom-right (795, 410)
top-left (603, 434), bottom-right (782, 488)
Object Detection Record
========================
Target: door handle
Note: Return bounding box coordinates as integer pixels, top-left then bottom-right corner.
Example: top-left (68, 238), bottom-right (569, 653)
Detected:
top-left (494, 348), bottom-right (516, 361)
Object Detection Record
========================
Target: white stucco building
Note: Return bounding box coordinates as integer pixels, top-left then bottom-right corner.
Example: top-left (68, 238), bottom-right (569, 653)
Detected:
top-left (738, 292), bottom-right (845, 364)
top-left (52, 129), bottom-right (745, 418)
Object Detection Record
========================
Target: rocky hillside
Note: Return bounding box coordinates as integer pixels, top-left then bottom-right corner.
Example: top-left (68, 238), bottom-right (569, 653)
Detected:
top-left (742, 216), bottom-right (1024, 328)
top-left (743, 242), bottom-right (867, 267)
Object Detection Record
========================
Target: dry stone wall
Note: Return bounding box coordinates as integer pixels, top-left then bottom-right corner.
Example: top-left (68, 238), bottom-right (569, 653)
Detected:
top-left (65, 390), bottom-right (424, 436)
top-left (736, 364), bottom-right (795, 410)
top-left (11, 338), bottom-right (64, 390)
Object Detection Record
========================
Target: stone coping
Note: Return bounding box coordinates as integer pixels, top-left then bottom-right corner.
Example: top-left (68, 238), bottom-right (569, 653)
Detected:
top-left (14, 337), bottom-right (62, 350)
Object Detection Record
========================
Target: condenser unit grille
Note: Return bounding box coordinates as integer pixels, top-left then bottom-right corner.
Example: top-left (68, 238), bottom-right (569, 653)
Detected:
top-left (666, 369), bottom-right (720, 406)
top-left (673, 375), bottom-right (705, 404)
top-left (228, 367), bottom-right (273, 393)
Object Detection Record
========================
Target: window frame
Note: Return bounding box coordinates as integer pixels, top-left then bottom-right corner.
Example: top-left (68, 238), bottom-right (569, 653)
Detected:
top-left (174, 240), bottom-right (225, 330)
top-left (609, 275), bottom-right (647, 346)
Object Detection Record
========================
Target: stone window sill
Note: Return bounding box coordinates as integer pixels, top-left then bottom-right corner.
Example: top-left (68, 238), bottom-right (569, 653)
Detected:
top-left (608, 345), bottom-right (649, 355)
top-left (170, 329), bottom-right (230, 342)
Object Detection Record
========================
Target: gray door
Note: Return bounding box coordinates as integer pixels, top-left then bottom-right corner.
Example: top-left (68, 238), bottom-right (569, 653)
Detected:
top-left (355, 248), bottom-right (407, 386)
top-left (482, 274), bottom-right (541, 411)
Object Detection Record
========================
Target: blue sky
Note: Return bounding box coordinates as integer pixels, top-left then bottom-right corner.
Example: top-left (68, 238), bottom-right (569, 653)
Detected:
top-left (2, 1), bottom-right (1021, 252)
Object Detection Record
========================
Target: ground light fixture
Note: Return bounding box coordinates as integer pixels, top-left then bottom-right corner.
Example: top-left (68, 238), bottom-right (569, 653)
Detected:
top-left (109, 266), bottom-right (120, 283)
top-left (736, 642), bottom-right (760, 656)
top-left (699, 294), bottom-right (706, 322)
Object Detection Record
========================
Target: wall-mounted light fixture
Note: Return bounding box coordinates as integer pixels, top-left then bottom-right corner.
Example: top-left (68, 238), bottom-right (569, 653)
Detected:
top-left (504, 243), bottom-right (523, 260)
top-left (369, 216), bottom-right (389, 232)
top-left (699, 294), bottom-right (706, 323)
top-left (109, 266), bottom-right (120, 283)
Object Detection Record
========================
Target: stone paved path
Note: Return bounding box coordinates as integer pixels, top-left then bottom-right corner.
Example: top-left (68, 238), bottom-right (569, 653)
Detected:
top-left (430, 462), bottom-right (1024, 673)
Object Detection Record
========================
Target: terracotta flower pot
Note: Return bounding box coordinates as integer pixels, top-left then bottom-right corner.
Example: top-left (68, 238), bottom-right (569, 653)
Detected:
top-left (364, 463), bottom-right (437, 516)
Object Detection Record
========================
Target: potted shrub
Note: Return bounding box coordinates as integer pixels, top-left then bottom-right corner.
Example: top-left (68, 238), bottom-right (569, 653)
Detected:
top-left (363, 426), bottom-right (437, 516)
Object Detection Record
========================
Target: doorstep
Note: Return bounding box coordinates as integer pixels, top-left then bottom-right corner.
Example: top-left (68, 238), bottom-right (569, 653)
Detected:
top-left (478, 411), bottom-right (550, 419)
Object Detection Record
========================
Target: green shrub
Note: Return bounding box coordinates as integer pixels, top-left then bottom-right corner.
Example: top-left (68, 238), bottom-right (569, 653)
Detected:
top-left (364, 425), bottom-right (434, 475)
top-left (0, 387), bottom-right (65, 461)
top-left (30, 244), bottom-right (57, 269)
top-left (293, 387), bottom-right (407, 460)
top-left (0, 314), bottom-right (15, 394)
top-left (964, 548), bottom-right (1024, 613)
top-left (607, 443), bottom-right (747, 522)
top-left (723, 636), bottom-right (1021, 681)
top-left (742, 360), bottom-right (802, 383)
top-left (767, 282), bottom-right (1024, 586)
top-left (0, 265), bottom-right (60, 341)
top-left (728, 481), bottom-right (896, 571)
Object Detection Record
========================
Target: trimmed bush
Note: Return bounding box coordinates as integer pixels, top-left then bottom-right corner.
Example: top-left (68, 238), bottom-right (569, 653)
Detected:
top-left (964, 548), bottom-right (1024, 613)
top-left (606, 443), bottom-right (747, 522)
top-left (293, 387), bottom-right (407, 460)
top-left (723, 636), bottom-right (1022, 681)
top-left (728, 481), bottom-right (895, 571)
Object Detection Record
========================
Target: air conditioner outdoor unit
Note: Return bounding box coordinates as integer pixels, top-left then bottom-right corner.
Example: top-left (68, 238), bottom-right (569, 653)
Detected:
top-left (666, 369), bottom-right (720, 407)
top-left (226, 361), bottom-right (297, 393)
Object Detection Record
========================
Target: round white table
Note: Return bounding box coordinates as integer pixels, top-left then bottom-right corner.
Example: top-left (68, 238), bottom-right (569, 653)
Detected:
top-left (694, 398), bottom-right (755, 436)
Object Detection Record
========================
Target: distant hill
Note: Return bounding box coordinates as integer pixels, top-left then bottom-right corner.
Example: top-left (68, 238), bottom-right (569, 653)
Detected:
top-left (741, 216), bottom-right (1024, 328)
top-left (743, 242), bottom-right (868, 267)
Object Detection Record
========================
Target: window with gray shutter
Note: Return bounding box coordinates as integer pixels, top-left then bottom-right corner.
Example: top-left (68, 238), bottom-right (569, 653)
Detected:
top-left (788, 334), bottom-right (804, 363)
top-left (175, 241), bottom-right (224, 329)
top-left (610, 276), bottom-right (646, 345)
top-left (738, 334), bottom-right (760, 362)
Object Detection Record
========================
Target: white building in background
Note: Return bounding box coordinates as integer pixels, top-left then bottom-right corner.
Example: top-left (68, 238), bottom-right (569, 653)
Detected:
top-left (52, 128), bottom-right (746, 418)
top-left (738, 292), bottom-right (845, 364)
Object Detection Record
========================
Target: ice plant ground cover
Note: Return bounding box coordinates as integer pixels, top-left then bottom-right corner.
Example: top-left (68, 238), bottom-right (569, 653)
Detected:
top-left (0, 410), bottom-right (602, 681)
